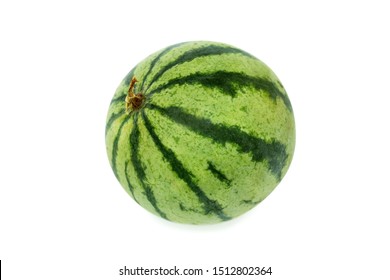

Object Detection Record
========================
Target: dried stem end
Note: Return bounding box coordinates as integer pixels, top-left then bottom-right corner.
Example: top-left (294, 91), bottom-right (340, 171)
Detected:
top-left (125, 77), bottom-right (145, 113)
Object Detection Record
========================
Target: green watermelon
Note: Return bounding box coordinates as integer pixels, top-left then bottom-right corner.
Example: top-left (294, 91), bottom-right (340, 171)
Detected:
top-left (105, 41), bottom-right (295, 224)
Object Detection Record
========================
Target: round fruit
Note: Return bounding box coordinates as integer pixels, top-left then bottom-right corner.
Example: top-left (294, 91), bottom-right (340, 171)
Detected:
top-left (105, 41), bottom-right (295, 224)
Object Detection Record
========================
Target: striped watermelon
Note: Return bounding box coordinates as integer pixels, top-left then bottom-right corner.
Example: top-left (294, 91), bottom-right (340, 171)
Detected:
top-left (105, 41), bottom-right (295, 224)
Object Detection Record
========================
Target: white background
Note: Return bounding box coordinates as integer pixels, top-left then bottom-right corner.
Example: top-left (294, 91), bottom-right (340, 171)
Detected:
top-left (1, 0), bottom-right (389, 279)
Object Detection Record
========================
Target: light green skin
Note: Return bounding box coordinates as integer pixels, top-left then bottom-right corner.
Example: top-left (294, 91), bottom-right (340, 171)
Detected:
top-left (106, 41), bottom-right (295, 224)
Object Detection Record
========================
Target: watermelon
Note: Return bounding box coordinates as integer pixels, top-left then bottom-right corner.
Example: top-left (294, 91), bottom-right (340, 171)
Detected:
top-left (105, 41), bottom-right (295, 224)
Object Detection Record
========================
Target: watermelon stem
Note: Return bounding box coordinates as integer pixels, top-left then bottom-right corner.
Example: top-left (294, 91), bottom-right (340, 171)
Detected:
top-left (125, 77), bottom-right (145, 113)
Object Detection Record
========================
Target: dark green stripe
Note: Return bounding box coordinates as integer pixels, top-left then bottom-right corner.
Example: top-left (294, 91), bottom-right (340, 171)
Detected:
top-left (140, 42), bottom-right (187, 90)
top-left (110, 115), bottom-right (131, 180)
top-left (109, 43), bottom-right (186, 105)
top-left (148, 71), bottom-right (292, 111)
top-left (242, 198), bottom-right (263, 205)
top-left (105, 111), bottom-right (125, 136)
top-left (207, 161), bottom-right (232, 187)
top-left (148, 104), bottom-right (288, 180)
top-left (124, 160), bottom-right (138, 203)
top-left (142, 111), bottom-right (231, 221)
top-left (145, 44), bottom-right (255, 93)
top-left (129, 114), bottom-right (168, 220)
top-left (109, 67), bottom-right (136, 106)
top-left (123, 67), bottom-right (136, 86)
top-left (110, 94), bottom-right (125, 105)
